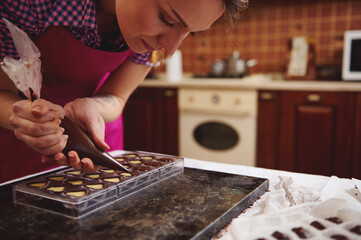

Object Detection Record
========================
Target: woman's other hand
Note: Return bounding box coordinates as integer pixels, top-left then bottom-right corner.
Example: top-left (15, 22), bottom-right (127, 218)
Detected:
top-left (46, 151), bottom-right (100, 172)
top-left (64, 97), bottom-right (109, 150)
top-left (48, 97), bottom-right (108, 171)
top-left (10, 99), bottom-right (67, 156)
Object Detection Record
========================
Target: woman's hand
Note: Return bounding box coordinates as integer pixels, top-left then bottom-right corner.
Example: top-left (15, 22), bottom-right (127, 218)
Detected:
top-left (51, 151), bottom-right (100, 172)
top-left (64, 97), bottom-right (110, 150)
top-left (10, 99), bottom-right (67, 156)
top-left (48, 97), bottom-right (108, 171)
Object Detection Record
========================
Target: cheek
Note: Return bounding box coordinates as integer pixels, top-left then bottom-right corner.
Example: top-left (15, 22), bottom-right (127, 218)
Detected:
top-left (133, 12), bottom-right (163, 36)
top-left (117, 0), bottom-right (163, 38)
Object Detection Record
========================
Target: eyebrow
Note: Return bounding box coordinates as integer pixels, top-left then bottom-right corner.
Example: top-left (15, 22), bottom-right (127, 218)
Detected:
top-left (168, 4), bottom-right (189, 29)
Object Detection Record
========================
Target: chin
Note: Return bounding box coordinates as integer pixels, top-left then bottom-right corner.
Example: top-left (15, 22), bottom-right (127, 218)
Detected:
top-left (125, 39), bottom-right (148, 54)
top-left (131, 48), bottom-right (148, 54)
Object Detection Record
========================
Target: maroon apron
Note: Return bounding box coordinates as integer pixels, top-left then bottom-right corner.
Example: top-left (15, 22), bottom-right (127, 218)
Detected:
top-left (0, 26), bottom-right (134, 183)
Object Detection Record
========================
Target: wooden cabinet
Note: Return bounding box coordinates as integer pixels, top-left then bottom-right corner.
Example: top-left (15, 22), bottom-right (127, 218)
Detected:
top-left (256, 91), bottom-right (281, 170)
top-left (279, 91), bottom-right (356, 178)
top-left (353, 93), bottom-right (361, 178)
top-left (257, 90), bottom-right (360, 178)
top-left (123, 87), bottom-right (179, 155)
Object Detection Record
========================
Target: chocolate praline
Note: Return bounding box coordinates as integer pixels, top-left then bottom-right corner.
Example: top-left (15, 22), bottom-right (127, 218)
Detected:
top-left (310, 221), bottom-right (326, 230)
top-left (271, 231), bottom-right (290, 240)
top-left (65, 170), bottom-right (82, 176)
top-left (128, 160), bottom-right (142, 165)
top-left (123, 154), bottom-right (138, 158)
top-left (120, 172), bottom-right (133, 178)
top-left (330, 234), bottom-right (349, 240)
top-left (143, 160), bottom-right (163, 167)
top-left (102, 177), bottom-right (121, 183)
top-left (84, 173), bottom-right (101, 179)
top-left (46, 185), bottom-right (65, 193)
top-left (66, 179), bottom-right (84, 186)
top-left (86, 183), bottom-right (105, 190)
top-left (100, 168), bottom-right (116, 174)
top-left (158, 157), bottom-right (174, 162)
top-left (326, 217), bottom-right (343, 224)
top-left (350, 225), bottom-right (361, 235)
top-left (292, 227), bottom-right (312, 239)
top-left (65, 188), bottom-right (88, 197)
top-left (132, 165), bottom-right (150, 171)
top-left (28, 182), bottom-right (47, 188)
top-left (47, 175), bottom-right (66, 181)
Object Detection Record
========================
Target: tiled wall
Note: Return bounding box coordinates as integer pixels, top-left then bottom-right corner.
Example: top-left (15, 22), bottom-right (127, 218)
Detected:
top-left (179, 0), bottom-right (361, 75)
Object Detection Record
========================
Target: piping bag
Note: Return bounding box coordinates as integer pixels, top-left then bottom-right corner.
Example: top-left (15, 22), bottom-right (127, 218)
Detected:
top-left (0, 18), bottom-right (131, 174)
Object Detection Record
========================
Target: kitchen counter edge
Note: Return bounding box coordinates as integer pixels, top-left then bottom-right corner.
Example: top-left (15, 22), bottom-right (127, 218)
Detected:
top-left (141, 75), bottom-right (361, 92)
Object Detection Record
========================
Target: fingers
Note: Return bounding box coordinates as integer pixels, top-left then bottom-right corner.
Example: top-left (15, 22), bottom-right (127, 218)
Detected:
top-left (41, 155), bottom-right (52, 163)
top-left (11, 116), bottom-right (62, 137)
top-left (32, 99), bottom-right (65, 116)
top-left (18, 130), bottom-right (68, 156)
top-left (30, 105), bottom-right (64, 121)
top-left (53, 152), bottom-right (67, 165)
top-left (11, 99), bottom-right (67, 156)
top-left (91, 130), bottom-right (110, 151)
top-left (53, 151), bottom-right (100, 172)
top-left (87, 116), bottom-right (110, 151)
top-left (68, 151), bottom-right (83, 170)
top-left (81, 158), bottom-right (100, 172)
top-left (12, 99), bottom-right (64, 122)
top-left (64, 99), bottom-right (109, 150)
top-left (12, 115), bottom-right (68, 156)
top-left (30, 103), bottom-right (50, 118)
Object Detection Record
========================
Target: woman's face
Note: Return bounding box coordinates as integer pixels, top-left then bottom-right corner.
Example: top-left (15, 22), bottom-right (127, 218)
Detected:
top-left (116, 0), bottom-right (224, 55)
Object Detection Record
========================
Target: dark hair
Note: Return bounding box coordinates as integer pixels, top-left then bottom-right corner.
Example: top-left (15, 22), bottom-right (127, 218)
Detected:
top-left (222, 0), bottom-right (249, 26)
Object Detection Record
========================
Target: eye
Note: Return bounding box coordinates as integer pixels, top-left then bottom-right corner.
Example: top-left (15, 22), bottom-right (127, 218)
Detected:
top-left (159, 12), bottom-right (175, 28)
top-left (190, 30), bottom-right (207, 36)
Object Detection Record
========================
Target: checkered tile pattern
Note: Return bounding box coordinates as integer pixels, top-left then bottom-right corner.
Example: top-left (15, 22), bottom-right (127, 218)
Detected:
top-left (180, 0), bottom-right (361, 75)
top-left (0, 0), bottom-right (152, 66)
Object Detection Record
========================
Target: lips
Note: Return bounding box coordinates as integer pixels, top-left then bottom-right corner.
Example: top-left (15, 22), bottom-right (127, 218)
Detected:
top-left (141, 39), bottom-right (155, 52)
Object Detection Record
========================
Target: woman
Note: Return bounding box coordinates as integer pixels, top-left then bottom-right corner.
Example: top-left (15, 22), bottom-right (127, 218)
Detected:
top-left (0, 0), bottom-right (247, 183)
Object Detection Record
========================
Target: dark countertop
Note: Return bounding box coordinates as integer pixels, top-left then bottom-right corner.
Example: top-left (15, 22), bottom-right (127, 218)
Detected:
top-left (0, 168), bottom-right (268, 240)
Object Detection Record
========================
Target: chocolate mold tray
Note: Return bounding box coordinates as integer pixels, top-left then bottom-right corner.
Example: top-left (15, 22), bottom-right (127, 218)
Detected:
top-left (13, 151), bottom-right (184, 218)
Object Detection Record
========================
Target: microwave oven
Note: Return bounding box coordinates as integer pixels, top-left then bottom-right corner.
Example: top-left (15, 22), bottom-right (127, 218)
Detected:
top-left (342, 30), bottom-right (361, 81)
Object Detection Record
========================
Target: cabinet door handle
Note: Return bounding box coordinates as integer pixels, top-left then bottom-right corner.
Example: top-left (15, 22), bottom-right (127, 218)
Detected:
top-left (164, 90), bottom-right (175, 97)
top-left (259, 92), bottom-right (274, 101)
top-left (307, 94), bottom-right (322, 102)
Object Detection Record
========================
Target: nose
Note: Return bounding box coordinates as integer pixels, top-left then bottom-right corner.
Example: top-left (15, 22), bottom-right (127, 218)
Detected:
top-left (158, 30), bottom-right (189, 55)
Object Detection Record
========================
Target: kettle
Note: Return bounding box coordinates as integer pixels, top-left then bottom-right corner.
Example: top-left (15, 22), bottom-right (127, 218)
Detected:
top-left (225, 51), bottom-right (258, 78)
top-left (210, 59), bottom-right (226, 77)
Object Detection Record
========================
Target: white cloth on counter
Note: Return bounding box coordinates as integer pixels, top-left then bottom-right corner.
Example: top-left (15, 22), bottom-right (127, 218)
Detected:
top-left (227, 198), bottom-right (361, 240)
top-left (183, 158), bottom-right (361, 239)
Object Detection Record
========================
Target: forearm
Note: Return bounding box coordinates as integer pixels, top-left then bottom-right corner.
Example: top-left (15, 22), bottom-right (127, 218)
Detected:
top-left (0, 91), bottom-right (21, 130)
top-left (92, 59), bottom-right (151, 123)
top-left (91, 94), bottom-right (124, 123)
top-left (0, 65), bottom-right (21, 130)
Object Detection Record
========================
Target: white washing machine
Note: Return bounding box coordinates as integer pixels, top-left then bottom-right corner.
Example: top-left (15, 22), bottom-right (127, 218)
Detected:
top-left (179, 88), bottom-right (257, 166)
